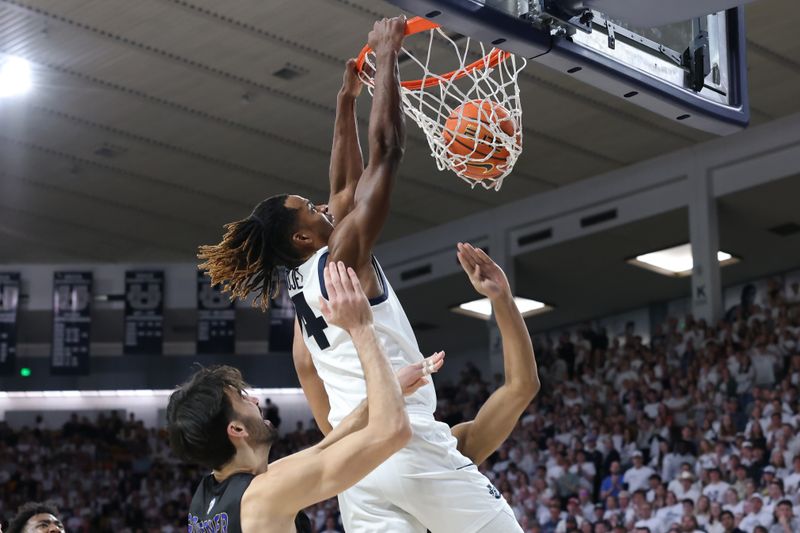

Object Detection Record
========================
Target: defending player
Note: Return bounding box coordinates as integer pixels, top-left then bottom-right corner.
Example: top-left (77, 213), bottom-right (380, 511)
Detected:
top-left (167, 262), bottom-right (414, 533)
top-left (197, 16), bottom-right (522, 533)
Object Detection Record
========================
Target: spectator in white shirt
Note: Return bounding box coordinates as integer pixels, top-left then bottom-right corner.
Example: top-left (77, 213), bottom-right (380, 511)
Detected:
top-left (634, 501), bottom-right (663, 533)
top-left (704, 467), bottom-right (732, 503)
top-left (655, 491), bottom-right (683, 530)
top-left (739, 495), bottom-right (774, 533)
top-left (751, 340), bottom-right (778, 387)
top-left (783, 455), bottom-right (800, 495)
top-left (625, 451), bottom-right (655, 493)
top-left (673, 471), bottom-right (701, 503)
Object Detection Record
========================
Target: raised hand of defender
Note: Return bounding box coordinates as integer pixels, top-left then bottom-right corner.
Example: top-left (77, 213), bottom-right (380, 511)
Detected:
top-left (341, 58), bottom-right (363, 98)
top-left (319, 261), bottom-right (373, 332)
top-left (397, 351), bottom-right (445, 396)
top-left (457, 242), bottom-right (511, 301)
top-left (367, 15), bottom-right (406, 54)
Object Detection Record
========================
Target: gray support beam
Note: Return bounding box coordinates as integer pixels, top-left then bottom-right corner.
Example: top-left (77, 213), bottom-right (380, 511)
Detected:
top-left (688, 164), bottom-right (722, 323)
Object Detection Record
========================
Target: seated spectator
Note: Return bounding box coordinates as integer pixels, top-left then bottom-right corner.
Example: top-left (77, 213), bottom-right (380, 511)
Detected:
top-left (704, 467), bottom-right (732, 503)
top-left (739, 495), bottom-right (774, 532)
top-left (768, 499), bottom-right (799, 533)
top-left (674, 471), bottom-right (701, 503)
top-left (625, 451), bottom-right (655, 493)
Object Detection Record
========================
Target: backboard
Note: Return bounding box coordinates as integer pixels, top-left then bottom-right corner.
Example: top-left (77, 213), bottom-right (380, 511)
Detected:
top-left (386, 0), bottom-right (750, 135)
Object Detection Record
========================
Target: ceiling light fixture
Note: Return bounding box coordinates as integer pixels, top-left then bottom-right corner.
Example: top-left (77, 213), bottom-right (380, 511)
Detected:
top-left (451, 296), bottom-right (553, 320)
top-left (628, 243), bottom-right (738, 277)
top-left (0, 56), bottom-right (32, 98)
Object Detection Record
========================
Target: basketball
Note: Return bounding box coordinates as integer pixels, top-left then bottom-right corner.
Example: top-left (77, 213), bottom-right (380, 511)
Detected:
top-left (442, 99), bottom-right (519, 181)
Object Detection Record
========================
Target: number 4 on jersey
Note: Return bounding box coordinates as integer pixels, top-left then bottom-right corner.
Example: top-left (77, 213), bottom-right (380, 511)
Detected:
top-left (291, 293), bottom-right (330, 350)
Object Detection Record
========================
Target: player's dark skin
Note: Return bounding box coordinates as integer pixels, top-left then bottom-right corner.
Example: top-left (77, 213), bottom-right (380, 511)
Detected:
top-left (289, 15), bottom-right (408, 431)
top-left (282, 14), bottom-right (405, 303)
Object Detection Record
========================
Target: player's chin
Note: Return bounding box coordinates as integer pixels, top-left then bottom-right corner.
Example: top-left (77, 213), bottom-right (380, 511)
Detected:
top-left (263, 419), bottom-right (279, 442)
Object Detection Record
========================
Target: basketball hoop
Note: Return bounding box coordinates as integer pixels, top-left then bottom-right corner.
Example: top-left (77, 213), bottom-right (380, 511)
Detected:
top-left (356, 16), bottom-right (526, 191)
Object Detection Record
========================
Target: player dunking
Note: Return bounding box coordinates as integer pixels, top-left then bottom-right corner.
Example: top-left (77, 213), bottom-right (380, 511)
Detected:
top-left (198, 16), bottom-right (522, 533)
top-left (168, 262), bottom-right (438, 532)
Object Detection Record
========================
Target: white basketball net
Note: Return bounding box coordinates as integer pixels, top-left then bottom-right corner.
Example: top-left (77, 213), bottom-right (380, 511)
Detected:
top-left (359, 28), bottom-right (526, 191)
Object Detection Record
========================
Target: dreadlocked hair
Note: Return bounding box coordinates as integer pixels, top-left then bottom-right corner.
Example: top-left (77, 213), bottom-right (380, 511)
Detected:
top-left (197, 194), bottom-right (303, 311)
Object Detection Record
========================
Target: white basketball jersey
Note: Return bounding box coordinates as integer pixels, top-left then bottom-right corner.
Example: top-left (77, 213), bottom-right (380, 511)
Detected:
top-left (287, 246), bottom-right (437, 427)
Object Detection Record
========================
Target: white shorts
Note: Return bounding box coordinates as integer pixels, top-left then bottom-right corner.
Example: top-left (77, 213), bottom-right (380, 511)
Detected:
top-left (337, 415), bottom-right (517, 533)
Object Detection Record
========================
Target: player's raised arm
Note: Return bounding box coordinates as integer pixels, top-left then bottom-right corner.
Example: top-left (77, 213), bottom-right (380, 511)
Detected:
top-left (328, 16), bottom-right (407, 271)
top-left (327, 59), bottom-right (365, 223)
top-left (450, 243), bottom-right (540, 465)
top-left (243, 262), bottom-right (411, 518)
top-left (292, 318), bottom-right (333, 435)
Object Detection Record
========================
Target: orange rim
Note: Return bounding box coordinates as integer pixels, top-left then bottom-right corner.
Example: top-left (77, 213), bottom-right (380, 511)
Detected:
top-left (356, 16), bottom-right (511, 91)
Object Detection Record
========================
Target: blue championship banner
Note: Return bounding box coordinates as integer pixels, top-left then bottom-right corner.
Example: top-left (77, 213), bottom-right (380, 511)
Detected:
top-left (0, 272), bottom-right (20, 375)
top-left (51, 272), bottom-right (92, 375)
top-left (197, 271), bottom-right (236, 354)
top-left (124, 270), bottom-right (164, 355)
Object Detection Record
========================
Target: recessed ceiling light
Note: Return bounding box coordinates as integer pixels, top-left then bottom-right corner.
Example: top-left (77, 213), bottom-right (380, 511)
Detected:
top-left (451, 296), bottom-right (553, 320)
top-left (628, 243), bottom-right (738, 277)
top-left (0, 56), bottom-right (32, 98)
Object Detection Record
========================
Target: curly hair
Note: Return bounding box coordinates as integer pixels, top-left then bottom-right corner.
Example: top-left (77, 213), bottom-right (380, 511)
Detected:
top-left (7, 501), bottom-right (61, 533)
top-left (197, 194), bottom-right (304, 311)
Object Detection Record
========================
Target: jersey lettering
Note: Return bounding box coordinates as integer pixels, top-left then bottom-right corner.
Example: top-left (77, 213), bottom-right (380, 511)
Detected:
top-left (291, 292), bottom-right (330, 349)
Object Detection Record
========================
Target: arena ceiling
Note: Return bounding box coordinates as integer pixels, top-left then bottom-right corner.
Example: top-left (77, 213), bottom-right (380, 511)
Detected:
top-left (0, 0), bottom-right (799, 265)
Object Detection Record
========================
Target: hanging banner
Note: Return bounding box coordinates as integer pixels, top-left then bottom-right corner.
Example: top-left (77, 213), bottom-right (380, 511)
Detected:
top-left (124, 270), bottom-right (164, 355)
top-left (0, 272), bottom-right (20, 376)
top-left (197, 271), bottom-right (235, 354)
top-left (51, 272), bottom-right (92, 375)
top-left (269, 273), bottom-right (295, 353)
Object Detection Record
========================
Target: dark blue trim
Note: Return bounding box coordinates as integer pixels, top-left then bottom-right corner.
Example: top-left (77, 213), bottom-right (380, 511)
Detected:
top-left (369, 256), bottom-right (390, 305)
top-left (318, 251), bottom-right (329, 299)
top-left (548, 7), bottom-right (749, 129)
top-left (318, 252), bottom-right (389, 306)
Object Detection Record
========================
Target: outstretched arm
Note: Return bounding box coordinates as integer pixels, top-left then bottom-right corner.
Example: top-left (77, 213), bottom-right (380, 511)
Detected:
top-left (450, 243), bottom-right (540, 465)
top-left (328, 59), bottom-right (364, 223)
top-left (292, 319), bottom-right (333, 435)
top-left (243, 262), bottom-right (411, 520)
top-left (328, 16), bottom-right (406, 271)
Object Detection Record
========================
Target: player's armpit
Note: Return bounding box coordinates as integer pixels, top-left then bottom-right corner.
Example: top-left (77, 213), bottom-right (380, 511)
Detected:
top-left (292, 319), bottom-right (333, 435)
top-left (327, 159), bottom-right (399, 271)
top-left (450, 385), bottom-right (535, 465)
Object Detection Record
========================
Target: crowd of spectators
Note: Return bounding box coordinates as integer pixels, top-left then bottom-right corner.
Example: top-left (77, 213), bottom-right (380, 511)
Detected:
top-left (463, 281), bottom-right (800, 533)
top-left (2, 280), bottom-right (800, 532)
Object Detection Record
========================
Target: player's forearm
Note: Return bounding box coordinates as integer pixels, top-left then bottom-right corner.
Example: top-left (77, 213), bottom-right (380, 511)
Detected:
top-left (491, 293), bottom-right (539, 395)
top-left (316, 399), bottom-right (368, 450)
top-left (330, 93), bottom-right (364, 192)
top-left (349, 325), bottom-right (408, 433)
top-left (367, 50), bottom-right (405, 163)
